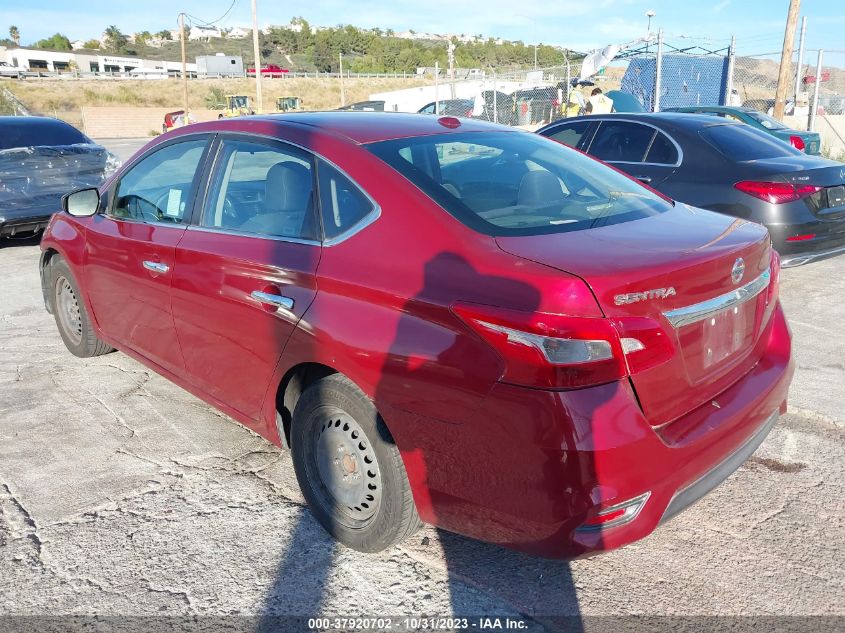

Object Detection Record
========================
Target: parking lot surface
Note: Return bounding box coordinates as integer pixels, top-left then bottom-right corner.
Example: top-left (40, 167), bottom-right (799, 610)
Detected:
top-left (1, 202), bottom-right (844, 623)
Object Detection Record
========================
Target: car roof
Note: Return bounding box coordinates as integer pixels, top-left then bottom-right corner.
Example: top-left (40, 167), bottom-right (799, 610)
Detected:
top-left (0, 115), bottom-right (81, 130)
top-left (193, 111), bottom-right (511, 144)
top-left (541, 112), bottom-right (742, 133)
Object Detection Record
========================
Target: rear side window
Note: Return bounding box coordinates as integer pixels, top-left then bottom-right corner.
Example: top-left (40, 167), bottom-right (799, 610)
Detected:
top-left (202, 139), bottom-right (317, 240)
top-left (589, 121), bottom-right (655, 162)
top-left (112, 139), bottom-right (207, 223)
top-left (701, 124), bottom-right (802, 161)
top-left (0, 119), bottom-right (88, 150)
top-left (317, 160), bottom-right (374, 240)
top-left (645, 132), bottom-right (679, 164)
top-left (546, 121), bottom-right (593, 148)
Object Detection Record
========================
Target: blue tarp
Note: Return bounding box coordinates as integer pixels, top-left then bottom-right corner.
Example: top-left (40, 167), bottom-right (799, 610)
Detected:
top-left (621, 55), bottom-right (730, 111)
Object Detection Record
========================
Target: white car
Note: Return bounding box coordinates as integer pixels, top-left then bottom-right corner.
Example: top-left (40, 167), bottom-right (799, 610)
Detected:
top-left (0, 61), bottom-right (23, 78)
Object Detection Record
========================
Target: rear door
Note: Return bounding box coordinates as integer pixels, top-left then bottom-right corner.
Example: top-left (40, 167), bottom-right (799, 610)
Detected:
top-left (170, 135), bottom-right (322, 419)
top-left (84, 136), bottom-right (212, 374)
top-left (585, 119), bottom-right (680, 187)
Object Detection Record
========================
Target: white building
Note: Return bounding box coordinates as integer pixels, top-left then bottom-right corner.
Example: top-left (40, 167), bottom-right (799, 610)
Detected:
top-left (0, 47), bottom-right (196, 74)
top-left (226, 27), bottom-right (251, 39)
top-left (188, 25), bottom-right (223, 40)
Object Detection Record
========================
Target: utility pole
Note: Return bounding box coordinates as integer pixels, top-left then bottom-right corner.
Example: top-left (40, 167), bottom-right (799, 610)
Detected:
top-left (179, 12), bottom-right (189, 115)
top-left (251, 0), bottom-right (263, 113)
top-left (773, 0), bottom-right (801, 120)
top-left (339, 52), bottom-right (345, 106)
top-left (794, 16), bottom-right (807, 106)
top-left (447, 43), bottom-right (456, 99)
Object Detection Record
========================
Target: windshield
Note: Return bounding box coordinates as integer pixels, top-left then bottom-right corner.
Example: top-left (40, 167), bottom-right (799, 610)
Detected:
top-left (745, 111), bottom-right (789, 130)
top-left (366, 131), bottom-right (672, 236)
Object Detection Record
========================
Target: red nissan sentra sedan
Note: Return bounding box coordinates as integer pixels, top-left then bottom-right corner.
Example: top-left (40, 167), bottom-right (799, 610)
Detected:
top-left (40, 112), bottom-right (793, 557)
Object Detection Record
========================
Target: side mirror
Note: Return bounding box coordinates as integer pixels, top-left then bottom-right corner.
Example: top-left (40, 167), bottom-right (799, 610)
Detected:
top-left (62, 188), bottom-right (100, 217)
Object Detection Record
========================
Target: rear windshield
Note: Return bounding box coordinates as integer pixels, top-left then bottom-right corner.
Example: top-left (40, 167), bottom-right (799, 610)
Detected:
top-left (366, 131), bottom-right (672, 236)
top-left (0, 119), bottom-right (88, 150)
top-left (700, 123), bottom-right (801, 161)
top-left (745, 111), bottom-right (789, 130)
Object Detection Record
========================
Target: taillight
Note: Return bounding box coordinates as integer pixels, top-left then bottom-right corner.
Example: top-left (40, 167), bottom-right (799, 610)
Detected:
top-left (576, 492), bottom-right (651, 532)
top-left (785, 233), bottom-right (816, 241)
top-left (734, 181), bottom-right (822, 204)
top-left (789, 135), bottom-right (806, 151)
top-left (452, 303), bottom-right (627, 389)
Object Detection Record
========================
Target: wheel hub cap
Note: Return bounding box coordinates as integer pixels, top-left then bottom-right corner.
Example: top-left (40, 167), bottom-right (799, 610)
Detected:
top-left (55, 276), bottom-right (82, 345)
top-left (315, 412), bottom-right (382, 522)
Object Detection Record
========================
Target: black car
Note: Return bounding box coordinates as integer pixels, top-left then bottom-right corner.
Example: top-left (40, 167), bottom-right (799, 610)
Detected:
top-left (537, 113), bottom-right (845, 266)
top-left (0, 117), bottom-right (118, 238)
top-left (336, 100), bottom-right (385, 112)
top-left (417, 99), bottom-right (474, 117)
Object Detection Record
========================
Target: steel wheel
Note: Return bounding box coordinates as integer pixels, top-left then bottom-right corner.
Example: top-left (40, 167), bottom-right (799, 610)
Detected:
top-left (55, 275), bottom-right (83, 346)
top-left (312, 407), bottom-right (383, 526)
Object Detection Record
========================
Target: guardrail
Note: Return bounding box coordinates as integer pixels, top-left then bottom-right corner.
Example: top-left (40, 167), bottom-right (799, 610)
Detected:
top-left (1, 70), bottom-right (424, 81)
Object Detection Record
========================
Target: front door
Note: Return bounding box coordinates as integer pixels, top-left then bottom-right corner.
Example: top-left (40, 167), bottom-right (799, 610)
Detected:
top-left (84, 137), bottom-right (211, 375)
top-left (171, 136), bottom-right (321, 419)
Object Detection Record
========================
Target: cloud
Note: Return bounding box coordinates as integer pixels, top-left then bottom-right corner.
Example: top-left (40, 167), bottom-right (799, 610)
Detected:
top-left (713, 0), bottom-right (731, 13)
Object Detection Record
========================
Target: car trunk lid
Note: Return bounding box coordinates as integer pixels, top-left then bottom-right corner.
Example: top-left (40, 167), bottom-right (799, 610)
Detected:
top-left (496, 204), bottom-right (775, 426)
top-left (759, 157), bottom-right (845, 219)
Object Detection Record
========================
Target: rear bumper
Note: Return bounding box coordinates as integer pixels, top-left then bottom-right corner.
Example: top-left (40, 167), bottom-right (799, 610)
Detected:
top-left (0, 204), bottom-right (57, 237)
top-left (392, 304), bottom-right (793, 558)
top-left (768, 217), bottom-right (845, 267)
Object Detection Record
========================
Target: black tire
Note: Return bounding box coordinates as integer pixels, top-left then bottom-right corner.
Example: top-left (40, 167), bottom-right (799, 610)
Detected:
top-left (49, 257), bottom-right (113, 358)
top-left (291, 374), bottom-right (421, 552)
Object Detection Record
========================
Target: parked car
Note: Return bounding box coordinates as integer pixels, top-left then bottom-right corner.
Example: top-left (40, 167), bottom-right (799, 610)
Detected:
top-left (337, 100), bottom-right (385, 112)
top-left (246, 64), bottom-right (289, 78)
top-left (417, 99), bottom-right (474, 117)
top-left (605, 90), bottom-right (645, 113)
top-left (42, 112), bottom-right (793, 558)
top-left (0, 116), bottom-right (119, 238)
top-left (538, 113), bottom-right (845, 266)
top-left (472, 90), bottom-right (516, 124)
top-left (0, 61), bottom-right (23, 79)
top-left (665, 105), bottom-right (821, 155)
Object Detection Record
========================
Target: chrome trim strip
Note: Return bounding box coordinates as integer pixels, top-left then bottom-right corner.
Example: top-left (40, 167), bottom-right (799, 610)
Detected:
top-left (185, 224), bottom-right (321, 246)
top-left (780, 243), bottom-right (845, 268)
top-left (662, 269), bottom-right (771, 329)
top-left (251, 290), bottom-right (294, 310)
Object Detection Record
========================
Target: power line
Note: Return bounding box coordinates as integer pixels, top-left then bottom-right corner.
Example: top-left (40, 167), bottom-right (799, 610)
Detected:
top-left (184, 0), bottom-right (241, 28)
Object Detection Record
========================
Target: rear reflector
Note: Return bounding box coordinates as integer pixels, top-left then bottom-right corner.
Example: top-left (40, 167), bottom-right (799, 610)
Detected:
top-left (735, 181), bottom-right (822, 204)
top-left (577, 492), bottom-right (651, 532)
top-left (785, 233), bottom-right (816, 242)
top-left (789, 135), bottom-right (806, 151)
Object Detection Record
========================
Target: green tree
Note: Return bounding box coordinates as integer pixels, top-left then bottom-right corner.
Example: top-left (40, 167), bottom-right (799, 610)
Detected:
top-left (34, 33), bottom-right (72, 51)
top-left (103, 25), bottom-right (130, 53)
top-left (9, 25), bottom-right (19, 46)
top-left (82, 39), bottom-right (100, 49)
top-left (156, 29), bottom-right (172, 41)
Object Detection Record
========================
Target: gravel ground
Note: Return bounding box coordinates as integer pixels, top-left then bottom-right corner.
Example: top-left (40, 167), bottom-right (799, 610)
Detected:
top-left (0, 180), bottom-right (843, 627)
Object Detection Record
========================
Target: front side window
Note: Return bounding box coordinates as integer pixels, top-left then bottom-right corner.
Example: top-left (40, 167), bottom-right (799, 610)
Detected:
top-left (546, 120), bottom-right (593, 149)
top-left (367, 131), bottom-right (672, 236)
top-left (202, 139), bottom-right (317, 240)
top-left (588, 121), bottom-right (656, 163)
top-left (111, 139), bottom-right (207, 223)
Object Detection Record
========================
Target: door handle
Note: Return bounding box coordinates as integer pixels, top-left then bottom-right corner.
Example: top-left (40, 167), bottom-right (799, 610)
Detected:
top-left (142, 260), bottom-right (169, 273)
top-left (635, 175), bottom-right (653, 184)
top-left (251, 290), bottom-right (294, 310)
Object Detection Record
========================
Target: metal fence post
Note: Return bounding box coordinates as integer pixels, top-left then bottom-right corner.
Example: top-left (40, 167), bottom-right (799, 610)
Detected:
top-left (809, 49), bottom-right (823, 132)
top-left (724, 35), bottom-right (736, 105)
top-left (653, 29), bottom-right (664, 112)
top-left (493, 70), bottom-right (498, 124)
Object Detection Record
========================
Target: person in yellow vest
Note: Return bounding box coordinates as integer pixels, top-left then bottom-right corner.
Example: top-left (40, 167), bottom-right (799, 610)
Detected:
top-left (585, 88), bottom-right (614, 114)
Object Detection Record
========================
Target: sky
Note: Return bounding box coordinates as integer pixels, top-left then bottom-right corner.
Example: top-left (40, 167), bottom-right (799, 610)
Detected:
top-left (1, 0), bottom-right (844, 57)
